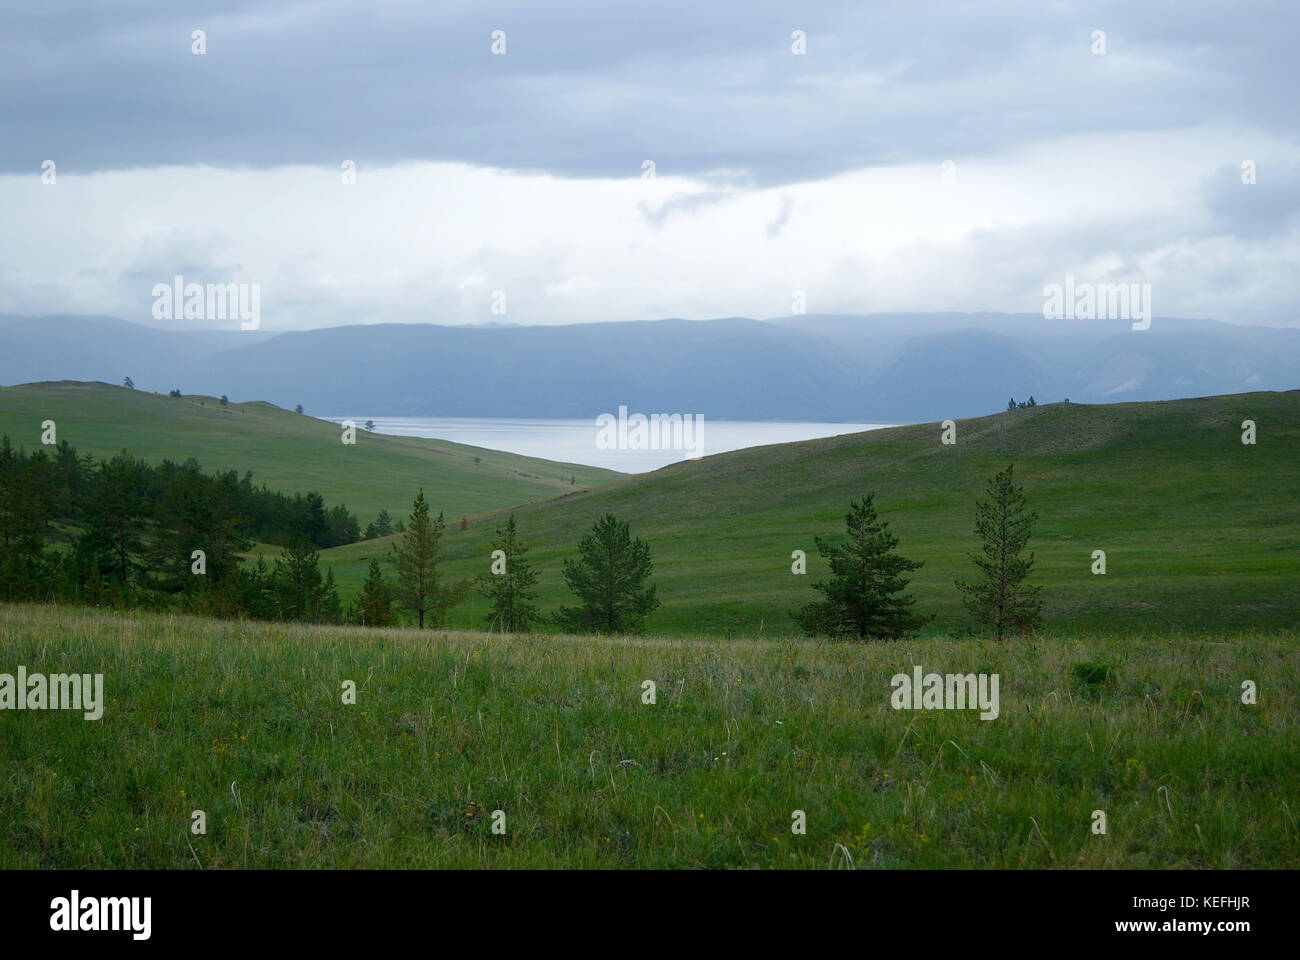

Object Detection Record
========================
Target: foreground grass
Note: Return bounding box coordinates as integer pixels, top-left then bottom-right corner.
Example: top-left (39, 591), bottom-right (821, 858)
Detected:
top-left (1, 604), bottom-right (1296, 869)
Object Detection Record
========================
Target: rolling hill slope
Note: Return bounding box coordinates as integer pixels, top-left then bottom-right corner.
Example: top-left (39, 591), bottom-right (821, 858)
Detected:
top-left (321, 391), bottom-right (1300, 637)
top-left (0, 381), bottom-right (623, 525)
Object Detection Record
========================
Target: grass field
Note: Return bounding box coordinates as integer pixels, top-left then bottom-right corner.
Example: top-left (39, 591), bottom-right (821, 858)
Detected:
top-left (1, 604), bottom-right (1294, 869)
top-left (0, 381), bottom-right (623, 523)
top-left (321, 391), bottom-right (1300, 638)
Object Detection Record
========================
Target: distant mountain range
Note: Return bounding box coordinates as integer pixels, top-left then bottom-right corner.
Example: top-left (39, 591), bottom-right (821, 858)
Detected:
top-left (1, 312), bottom-right (1296, 421)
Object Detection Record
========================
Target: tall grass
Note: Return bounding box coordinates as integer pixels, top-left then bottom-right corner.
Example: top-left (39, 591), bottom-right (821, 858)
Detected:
top-left (2, 604), bottom-right (1295, 868)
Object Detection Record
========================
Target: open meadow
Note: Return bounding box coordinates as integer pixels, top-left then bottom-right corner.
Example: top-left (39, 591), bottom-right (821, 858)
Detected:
top-left (2, 604), bottom-right (1295, 869)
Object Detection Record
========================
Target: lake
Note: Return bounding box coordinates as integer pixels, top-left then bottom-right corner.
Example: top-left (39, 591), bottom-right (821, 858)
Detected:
top-left (327, 416), bottom-right (897, 473)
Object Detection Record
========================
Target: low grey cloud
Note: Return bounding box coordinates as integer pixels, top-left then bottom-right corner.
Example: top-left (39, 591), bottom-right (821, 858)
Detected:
top-left (637, 188), bottom-right (738, 228)
top-left (3, 1), bottom-right (1298, 184)
top-left (1, 2), bottom-right (1296, 331)
top-left (1203, 162), bottom-right (1300, 240)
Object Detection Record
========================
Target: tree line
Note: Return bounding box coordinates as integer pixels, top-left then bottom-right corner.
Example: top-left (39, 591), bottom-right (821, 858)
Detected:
top-left (363, 464), bottom-right (1041, 643)
top-left (352, 490), bottom-right (660, 634)
top-left (0, 436), bottom-right (362, 614)
top-left (1, 431), bottom-right (1042, 640)
top-left (793, 464), bottom-right (1043, 640)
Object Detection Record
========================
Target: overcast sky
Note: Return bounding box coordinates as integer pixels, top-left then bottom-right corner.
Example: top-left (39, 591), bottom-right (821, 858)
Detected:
top-left (1, 0), bottom-right (1296, 330)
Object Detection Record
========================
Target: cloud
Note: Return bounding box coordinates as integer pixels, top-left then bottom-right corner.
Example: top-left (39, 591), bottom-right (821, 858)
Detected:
top-left (637, 187), bottom-right (739, 228)
top-left (3, 127), bottom-right (1296, 330)
top-left (2, 1), bottom-right (1298, 184)
top-left (1, 2), bottom-right (1296, 330)
top-left (1203, 161), bottom-right (1300, 240)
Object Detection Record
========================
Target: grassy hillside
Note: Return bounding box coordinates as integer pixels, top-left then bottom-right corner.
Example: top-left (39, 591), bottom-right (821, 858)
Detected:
top-left (321, 392), bottom-right (1300, 637)
top-left (0, 381), bottom-right (622, 524)
top-left (1, 604), bottom-right (1294, 869)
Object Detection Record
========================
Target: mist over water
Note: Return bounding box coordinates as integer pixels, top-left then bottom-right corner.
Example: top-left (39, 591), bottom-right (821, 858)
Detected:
top-left (329, 417), bottom-right (897, 473)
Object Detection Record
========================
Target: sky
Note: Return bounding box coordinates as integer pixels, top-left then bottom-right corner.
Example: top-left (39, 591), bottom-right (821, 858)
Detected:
top-left (1, 0), bottom-right (1297, 330)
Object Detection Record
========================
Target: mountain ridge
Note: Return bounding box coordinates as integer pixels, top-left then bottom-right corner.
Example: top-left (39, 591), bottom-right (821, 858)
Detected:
top-left (1, 312), bottom-right (1295, 422)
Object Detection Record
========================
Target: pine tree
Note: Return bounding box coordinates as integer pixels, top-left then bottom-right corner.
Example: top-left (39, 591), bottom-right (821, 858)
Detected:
top-left (76, 452), bottom-right (151, 588)
top-left (326, 503), bottom-right (359, 546)
top-left (478, 514), bottom-right (541, 633)
top-left (51, 441), bottom-right (91, 524)
top-left (302, 492), bottom-right (328, 547)
top-left (557, 514), bottom-right (659, 634)
top-left (352, 558), bottom-right (393, 626)
top-left (271, 537), bottom-right (324, 621)
top-left (793, 494), bottom-right (932, 640)
top-left (390, 490), bottom-right (466, 627)
top-left (0, 439), bottom-right (46, 599)
top-left (955, 464), bottom-right (1043, 640)
top-left (148, 466), bottom-right (249, 597)
top-left (320, 568), bottom-right (343, 624)
top-left (0, 439), bottom-right (41, 552)
top-left (239, 556), bottom-right (276, 620)
top-left (24, 449), bottom-right (58, 534)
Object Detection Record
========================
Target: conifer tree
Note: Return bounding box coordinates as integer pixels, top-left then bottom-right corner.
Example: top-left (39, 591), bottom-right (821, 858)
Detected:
top-left (76, 452), bottom-right (151, 588)
top-left (0, 438), bottom-right (46, 598)
top-left (352, 558), bottom-right (393, 626)
top-left (558, 514), bottom-right (658, 633)
top-left (148, 466), bottom-right (249, 596)
top-left (955, 464), bottom-right (1043, 640)
top-left (793, 494), bottom-right (932, 640)
top-left (478, 514), bottom-right (541, 632)
top-left (390, 490), bottom-right (466, 627)
top-left (271, 537), bottom-right (324, 621)
top-left (320, 568), bottom-right (343, 623)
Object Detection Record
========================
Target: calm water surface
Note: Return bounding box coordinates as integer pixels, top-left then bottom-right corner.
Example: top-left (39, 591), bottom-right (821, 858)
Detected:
top-left (328, 416), bottom-right (897, 473)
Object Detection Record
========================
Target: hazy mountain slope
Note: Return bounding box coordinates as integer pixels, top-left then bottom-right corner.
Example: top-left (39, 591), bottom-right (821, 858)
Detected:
top-left (776, 312), bottom-right (1300, 412)
top-left (2, 313), bottom-right (1296, 421)
top-left (855, 328), bottom-right (1056, 421)
top-left (0, 314), bottom-right (276, 388)
top-left (186, 317), bottom-right (868, 419)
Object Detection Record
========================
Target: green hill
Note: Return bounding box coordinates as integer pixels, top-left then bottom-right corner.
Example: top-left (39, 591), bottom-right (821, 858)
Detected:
top-left (321, 391), bottom-right (1300, 637)
top-left (5, 382), bottom-right (1294, 638)
top-left (0, 381), bottom-right (623, 525)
